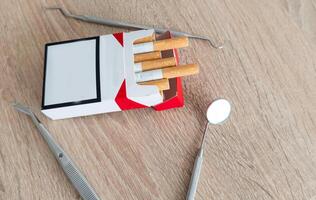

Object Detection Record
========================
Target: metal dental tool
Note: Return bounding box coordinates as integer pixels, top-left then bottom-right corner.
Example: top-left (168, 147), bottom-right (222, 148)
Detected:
top-left (12, 103), bottom-right (101, 200)
top-left (186, 99), bottom-right (231, 200)
top-left (45, 6), bottom-right (225, 49)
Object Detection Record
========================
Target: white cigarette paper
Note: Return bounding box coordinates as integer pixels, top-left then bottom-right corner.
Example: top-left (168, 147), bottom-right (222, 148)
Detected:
top-left (135, 69), bottom-right (163, 82)
top-left (133, 42), bottom-right (154, 54)
top-left (134, 63), bottom-right (142, 73)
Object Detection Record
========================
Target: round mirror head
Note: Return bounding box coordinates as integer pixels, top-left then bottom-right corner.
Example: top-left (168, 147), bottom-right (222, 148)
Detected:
top-left (206, 99), bottom-right (231, 125)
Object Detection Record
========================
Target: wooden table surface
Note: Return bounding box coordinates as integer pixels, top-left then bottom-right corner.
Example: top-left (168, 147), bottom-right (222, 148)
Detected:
top-left (1, 0), bottom-right (315, 199)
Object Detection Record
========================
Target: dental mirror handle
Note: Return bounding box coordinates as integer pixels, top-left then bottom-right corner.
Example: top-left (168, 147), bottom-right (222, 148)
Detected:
top-left (186, 148), bottom-right (204, 200)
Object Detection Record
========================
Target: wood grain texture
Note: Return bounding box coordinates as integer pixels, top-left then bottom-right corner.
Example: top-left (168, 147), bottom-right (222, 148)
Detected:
top-left (0, 0), bottom-right (315, 199)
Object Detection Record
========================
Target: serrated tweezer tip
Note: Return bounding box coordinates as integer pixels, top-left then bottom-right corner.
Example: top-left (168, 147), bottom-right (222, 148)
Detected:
top-left (11, 102), bottom-right (33, 116)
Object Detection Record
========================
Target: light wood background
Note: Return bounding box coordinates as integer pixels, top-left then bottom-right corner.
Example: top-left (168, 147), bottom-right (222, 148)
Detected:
top-left (0, 0), bottom-right (315, 199)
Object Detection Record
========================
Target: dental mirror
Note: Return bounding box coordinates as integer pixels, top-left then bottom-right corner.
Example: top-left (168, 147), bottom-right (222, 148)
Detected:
top-left (206, 98), bottom-right (231, 125)
top-left (186, 98), bottom-right (231, 200)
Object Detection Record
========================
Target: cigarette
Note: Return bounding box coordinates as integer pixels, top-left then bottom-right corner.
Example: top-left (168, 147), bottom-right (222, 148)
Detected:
top-left (160, 91), bottom-right (164, 98)
top-left (138, 78), bottom-right (170, 91)
top-left (134, 51), bottom-right (162, 63)
top-left (133, 37), bottom-right (189, 54)
top-left (134, 57), bottom-right (176, 72)
top-left (135, 64), bottom-right (199, 82)
top-left (133, 34), bottom-right (156, 44)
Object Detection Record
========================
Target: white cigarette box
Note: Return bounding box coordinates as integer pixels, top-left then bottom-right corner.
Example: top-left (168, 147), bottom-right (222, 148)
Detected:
top-left (41, 30), bottom-right (184, 120)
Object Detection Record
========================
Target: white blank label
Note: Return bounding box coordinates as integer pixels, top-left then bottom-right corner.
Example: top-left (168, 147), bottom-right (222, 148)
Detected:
top-left (44, 39), bottom-right (98, 106)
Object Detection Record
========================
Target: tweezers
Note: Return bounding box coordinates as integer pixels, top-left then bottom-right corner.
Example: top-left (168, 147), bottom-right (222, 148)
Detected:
top-left (12, 103), bottom-right (100, 200)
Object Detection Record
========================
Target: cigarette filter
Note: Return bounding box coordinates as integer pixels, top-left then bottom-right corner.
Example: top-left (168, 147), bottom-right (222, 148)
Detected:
top-left (138, 79), bottom-right (170, 91)
top-left (133, 34), bottom-right (155, 44)
top-left (134, 51), bottom-right (162, 63)
top-left (134, 57), bottom-right (176, 72)
top-left (135, 64), bottom-right (199, 82)
top-left (133, 37), bottom-right (189, 54)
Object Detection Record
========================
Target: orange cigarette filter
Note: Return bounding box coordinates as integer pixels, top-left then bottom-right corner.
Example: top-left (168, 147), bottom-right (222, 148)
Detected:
top-left (138, 78), bottom-right (170, 90)
top-left (135, 64), bottom-right (199, 82)
top-left (134, 51), bottom-right (162, 63)
top-left (133, 34), bottom-right (156, 44)
top-left (162, 64), bottom-right (199, 79)
top-left (153, 36), bottom-right (189, 51)
top-left (133, 37), bottom-right (189, 54)
top-left (135, 57), bottom-right (176, 72)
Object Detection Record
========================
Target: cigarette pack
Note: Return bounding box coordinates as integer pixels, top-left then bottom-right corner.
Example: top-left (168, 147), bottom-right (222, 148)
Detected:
top-left (41, 30), bottom-right (184, 120)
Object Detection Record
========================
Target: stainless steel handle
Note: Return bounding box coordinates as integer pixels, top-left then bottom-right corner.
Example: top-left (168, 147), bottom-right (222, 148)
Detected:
top-left (12, 103), bottom-right (101, 200)
top-left (59, 154), bottom-right (101, 200)
top-left (38, 124), bottom-right (101, 200)
top-left (186, 148), bottom-right (204, 200)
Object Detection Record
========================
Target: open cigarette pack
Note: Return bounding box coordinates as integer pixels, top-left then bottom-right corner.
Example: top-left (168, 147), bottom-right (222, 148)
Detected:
top-left (41, 29), bottom-right (197, 120)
